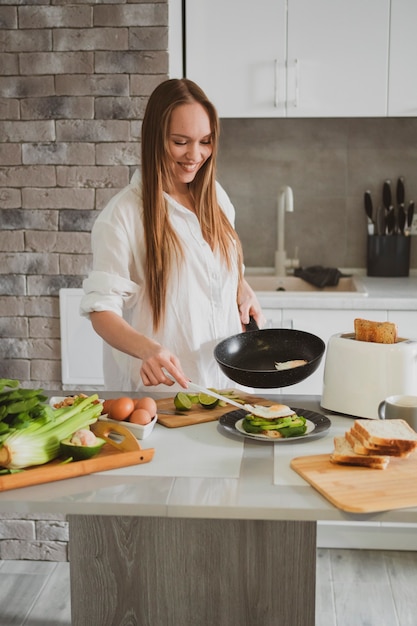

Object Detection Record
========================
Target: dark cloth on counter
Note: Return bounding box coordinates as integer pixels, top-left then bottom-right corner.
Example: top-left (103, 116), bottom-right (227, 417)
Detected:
top-left (294, 266), bottom-right (351, 288)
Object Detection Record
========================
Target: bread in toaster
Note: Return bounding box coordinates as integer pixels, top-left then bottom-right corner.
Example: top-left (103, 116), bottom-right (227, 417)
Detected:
top-left (354, 318), bottom-right (398, 344)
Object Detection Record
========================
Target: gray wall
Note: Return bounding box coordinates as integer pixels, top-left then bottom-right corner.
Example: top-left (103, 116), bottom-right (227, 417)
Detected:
top-left (218, 118), bottom-right (417, 270)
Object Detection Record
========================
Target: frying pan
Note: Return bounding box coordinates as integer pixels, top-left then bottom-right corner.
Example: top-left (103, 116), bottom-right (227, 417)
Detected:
top-left (214, 327), bottom-right (325, 388)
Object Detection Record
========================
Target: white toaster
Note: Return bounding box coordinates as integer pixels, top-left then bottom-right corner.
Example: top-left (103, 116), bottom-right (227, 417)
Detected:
top-left (320, 332), bottom-right (417, 419)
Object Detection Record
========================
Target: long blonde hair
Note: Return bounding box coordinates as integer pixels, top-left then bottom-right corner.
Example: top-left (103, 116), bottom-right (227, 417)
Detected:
top-left (141, 78), bottom-right (243, 331)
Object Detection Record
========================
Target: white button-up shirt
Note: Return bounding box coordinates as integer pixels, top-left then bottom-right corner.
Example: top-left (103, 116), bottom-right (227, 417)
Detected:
top-left (80, 170), bottom-right (243, 392)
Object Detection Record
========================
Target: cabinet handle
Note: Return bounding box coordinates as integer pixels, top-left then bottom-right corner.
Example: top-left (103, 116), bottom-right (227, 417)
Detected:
top-left (290, 59), bottom-right (299, 108)
top-left (274, 59), bottom-right (280, 107)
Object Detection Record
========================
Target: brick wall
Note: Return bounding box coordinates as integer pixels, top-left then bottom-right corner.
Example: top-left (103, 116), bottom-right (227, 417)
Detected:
top-left (0, 0), bottom-right (169, 561)
top-left (0, 0), bottom-right (169, 391)
top-left (0, 513), bottom-right (68, 561)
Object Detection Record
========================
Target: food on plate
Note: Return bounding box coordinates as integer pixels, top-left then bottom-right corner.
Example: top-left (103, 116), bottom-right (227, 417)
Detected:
top-left (129, 408), bottom-right (152, 425)
top-left (330, 419), bottom-right (417, 470)
top-left (52, 394), bottom-right (88, 409)
top-left (247, 403), bottom-right (296, 420)
top-left (354, 318), bottom-right (398, 344)
top-left (274, 359), bottom-right (307, 371)
top-left (134, 397), bottom-right (157, 417)
top-left (242, 405), bottom-right (307, 439)
top-left (60, 428), bottom-right (106, 461)
top-left (106, 397), bottom-right (135, 421)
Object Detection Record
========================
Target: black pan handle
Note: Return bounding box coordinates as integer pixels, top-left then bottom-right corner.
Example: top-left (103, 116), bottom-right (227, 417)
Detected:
top-left (245, 316), bottom-right (259, 331)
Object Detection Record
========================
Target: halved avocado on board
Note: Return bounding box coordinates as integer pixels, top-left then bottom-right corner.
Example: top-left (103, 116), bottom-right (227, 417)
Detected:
top-left (60, 437), bottom-right (106, 461)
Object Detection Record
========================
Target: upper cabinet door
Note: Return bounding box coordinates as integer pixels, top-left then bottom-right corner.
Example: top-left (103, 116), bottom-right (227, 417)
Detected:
top-left (388, 0), bottom-right (417, 116)
top-left (185, 0), bottom-right (287, 118)
top-left (185, 0), bottom-right (391, 118)
top-left (287, 0), bottom-right (390, 117)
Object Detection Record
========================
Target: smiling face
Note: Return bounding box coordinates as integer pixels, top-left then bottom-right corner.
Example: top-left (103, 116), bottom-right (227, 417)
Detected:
top-left (167, 102), bottom-right (213, 196)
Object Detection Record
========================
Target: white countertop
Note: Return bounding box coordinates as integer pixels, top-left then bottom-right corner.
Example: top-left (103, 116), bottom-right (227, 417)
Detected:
top-left (2, 394), bottom-right (417, 525)
top-left (249, 273), bottom-right (417, 310)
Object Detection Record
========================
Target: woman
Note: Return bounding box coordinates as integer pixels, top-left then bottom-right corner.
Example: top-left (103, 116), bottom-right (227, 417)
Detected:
top-left (81, 78), bottom-right (265, 391)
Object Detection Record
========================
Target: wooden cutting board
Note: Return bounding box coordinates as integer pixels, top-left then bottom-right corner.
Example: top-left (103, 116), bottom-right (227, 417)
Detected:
top-left (156, 392), bottom-right (268, 428)
top-left (291, 452), bottom-right (417, 513)
top-left (0, 421), bottom-right (154, 493)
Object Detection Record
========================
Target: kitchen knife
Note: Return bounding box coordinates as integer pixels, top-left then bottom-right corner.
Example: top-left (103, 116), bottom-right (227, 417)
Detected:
top-left (383, 180), bottom-right (392, 213)
top-left (386, 207), bottom-right (396, 235)
top-left (364, 190), bottom-right (374, 234)
top-left (407, 201), bottom-right (415, 233)
top-left (396, 176), bottom-right (405, 206)
top-left (376, 205), bottom-right (386, 235)
top-left (398, 203), bottom-right (406, 235)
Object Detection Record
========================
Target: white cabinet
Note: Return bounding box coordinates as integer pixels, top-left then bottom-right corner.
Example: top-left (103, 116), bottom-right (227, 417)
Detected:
top-left (387, 310), bottom-right (417, 340)
top-left (186, 0), bottom-right (286, 118)
top-left (185, 0), bottom-right (390, 118)
top-left (389, 0), bottom-right (417, 115)
top-left (286, 1), bottom-right (389, 118)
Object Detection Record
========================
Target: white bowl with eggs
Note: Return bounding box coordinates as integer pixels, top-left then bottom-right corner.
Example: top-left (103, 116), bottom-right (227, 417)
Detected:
top-left (99, 396), bottom-right (158, 440)
top-left (99, 413), bottom-right (157, 440)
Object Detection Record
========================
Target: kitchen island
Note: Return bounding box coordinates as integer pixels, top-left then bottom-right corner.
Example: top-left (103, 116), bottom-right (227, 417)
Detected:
top-left (1, 393), bottom-right (417, 626)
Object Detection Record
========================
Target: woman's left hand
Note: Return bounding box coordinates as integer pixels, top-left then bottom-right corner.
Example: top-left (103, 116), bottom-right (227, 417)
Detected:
top-left (238, 279), bottom-right (266, 330)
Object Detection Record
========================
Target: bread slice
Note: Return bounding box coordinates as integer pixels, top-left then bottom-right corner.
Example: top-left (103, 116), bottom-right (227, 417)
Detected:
top-left (330, 436), bottom-right (389, 469)
top-left (354, 318), bottom-right (398, 344)
top-left (346, 427), bottom-right (413, 458)
top-left (352, 419), bottom-right (417, 452)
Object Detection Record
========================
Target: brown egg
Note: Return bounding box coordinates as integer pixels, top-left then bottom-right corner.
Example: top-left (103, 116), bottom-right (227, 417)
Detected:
top-left (129, 408), bottom-right (152, 425)
top-left (102, 399), bottom-right (114, 415)
top-left (109, 397), bottom-right (135, 421)
top-left (134, 397), bottom-right (157, 417)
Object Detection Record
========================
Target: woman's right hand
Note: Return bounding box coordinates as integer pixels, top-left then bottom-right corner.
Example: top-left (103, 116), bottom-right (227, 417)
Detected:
top-left (139, 342), bottom-right (189, 388)
top-left (89, 310), bottom-right (189, 389)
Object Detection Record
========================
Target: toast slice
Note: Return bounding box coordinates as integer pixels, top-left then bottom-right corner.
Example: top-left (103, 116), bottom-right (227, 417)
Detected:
top-left (330, 436), bottom-right (389, 469)
top-left (354, 318), bottom-right (398, 344)
top-left (352, 419), bottom-right (417, 452)
top-left (346, 428), bottom-right (413, 458)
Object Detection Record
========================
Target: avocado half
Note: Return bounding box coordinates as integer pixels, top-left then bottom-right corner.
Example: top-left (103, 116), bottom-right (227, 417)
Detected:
top-left (60, 437), bottom-right (106, 461)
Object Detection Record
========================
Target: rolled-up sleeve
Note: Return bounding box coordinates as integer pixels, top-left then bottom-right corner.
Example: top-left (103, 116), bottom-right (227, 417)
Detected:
top-left (81, 271), bottom-right (139, 317)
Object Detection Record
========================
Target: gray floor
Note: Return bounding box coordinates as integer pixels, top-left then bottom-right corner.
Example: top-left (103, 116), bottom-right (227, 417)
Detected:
top-left (0, 549), bottom-right (416, 625)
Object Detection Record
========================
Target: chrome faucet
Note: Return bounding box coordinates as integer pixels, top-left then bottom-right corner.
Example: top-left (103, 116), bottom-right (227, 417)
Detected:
top-left (275, 186), bottom-right (299, 276)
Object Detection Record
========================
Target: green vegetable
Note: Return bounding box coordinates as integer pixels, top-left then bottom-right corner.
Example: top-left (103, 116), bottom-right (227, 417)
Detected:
top-left (0, 379), bottom-right (19, 392)
top-left (0, 392), bottom-right (102, 469)
top-left (242, 414), bottom-right (307, 438)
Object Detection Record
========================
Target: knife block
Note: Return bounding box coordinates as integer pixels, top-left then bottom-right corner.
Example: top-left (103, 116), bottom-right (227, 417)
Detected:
top-left (367, 235), bottom-right (411, 277)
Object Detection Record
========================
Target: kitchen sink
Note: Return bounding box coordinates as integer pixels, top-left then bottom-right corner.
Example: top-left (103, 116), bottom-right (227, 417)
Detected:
top-left (246, 275), bottom-right (367, 296)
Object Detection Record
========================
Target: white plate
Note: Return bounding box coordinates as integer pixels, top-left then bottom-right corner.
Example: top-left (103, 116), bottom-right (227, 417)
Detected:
top-left (219, 408), bottom-right (331, 443)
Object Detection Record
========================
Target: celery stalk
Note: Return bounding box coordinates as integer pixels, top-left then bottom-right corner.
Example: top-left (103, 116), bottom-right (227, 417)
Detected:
top-left (0, 395), bottom-right (102, 470)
